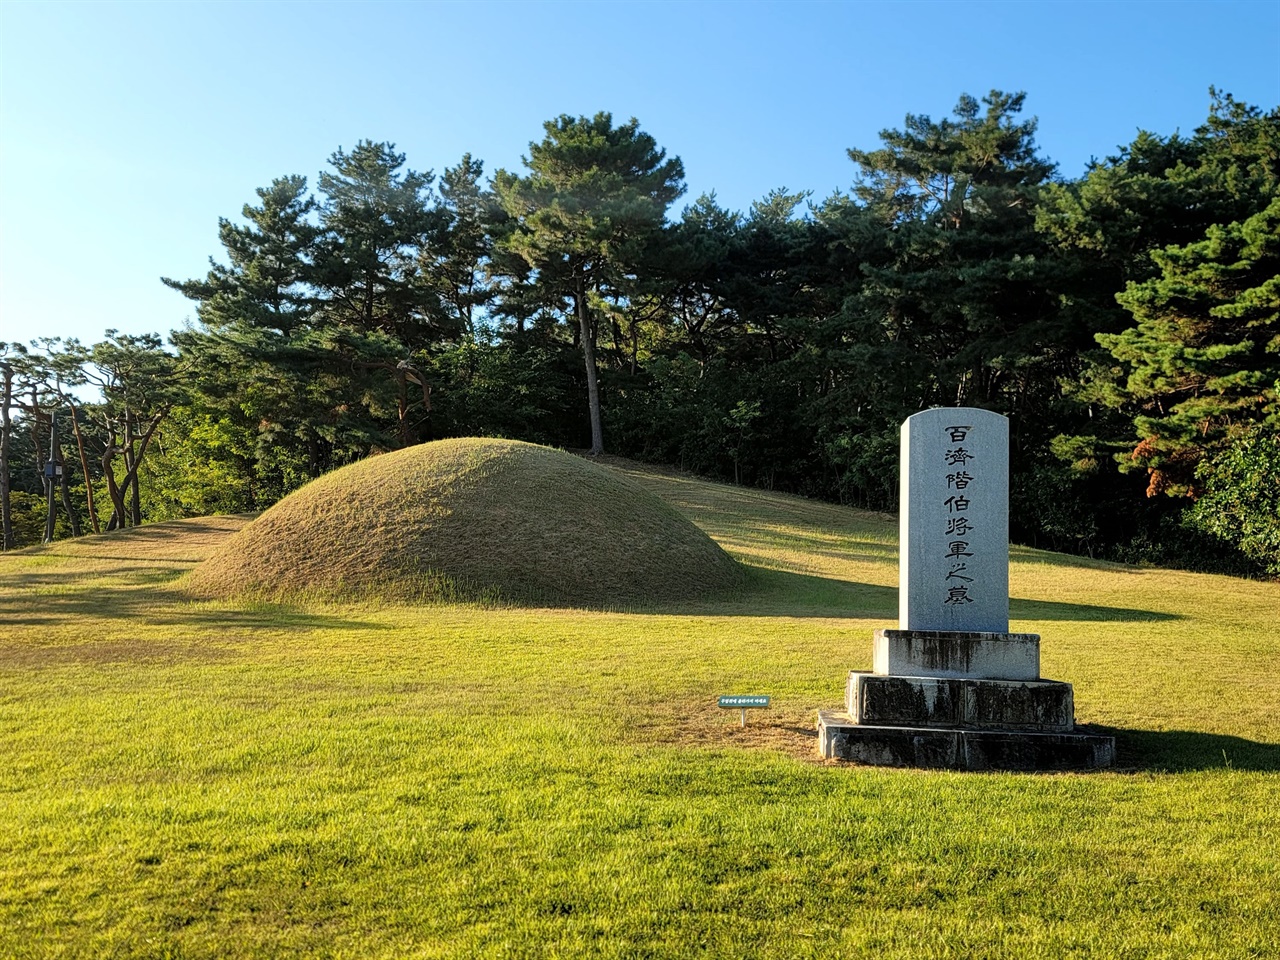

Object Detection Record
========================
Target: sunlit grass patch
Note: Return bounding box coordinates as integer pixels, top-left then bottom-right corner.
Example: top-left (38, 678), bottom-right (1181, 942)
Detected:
top-left (1, 457), bottom-right (1277, 958)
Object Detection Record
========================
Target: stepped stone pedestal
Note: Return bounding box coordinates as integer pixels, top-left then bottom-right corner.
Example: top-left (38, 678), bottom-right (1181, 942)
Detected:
top-left (819, 409), bottom-right (1114, 771)
top-left (817, 629), bottom-right (1115, 771)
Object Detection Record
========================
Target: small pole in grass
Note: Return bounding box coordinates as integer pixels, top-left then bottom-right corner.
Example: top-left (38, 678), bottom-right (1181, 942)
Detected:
top-left (718, 695), bottom-right (770, 727)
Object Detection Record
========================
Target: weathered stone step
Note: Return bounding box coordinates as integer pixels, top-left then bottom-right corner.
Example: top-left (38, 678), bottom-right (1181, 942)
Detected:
top-left (847, 671), bottom-right (1074, 732)
top-left (874, 628), bottom-right (1040, 680)
top-left (817, 710), bottom-right (1115, 771)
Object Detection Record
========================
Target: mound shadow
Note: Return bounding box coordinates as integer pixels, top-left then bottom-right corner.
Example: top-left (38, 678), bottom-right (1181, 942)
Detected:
top-left (1098, 726), bottom-right (1280, 773)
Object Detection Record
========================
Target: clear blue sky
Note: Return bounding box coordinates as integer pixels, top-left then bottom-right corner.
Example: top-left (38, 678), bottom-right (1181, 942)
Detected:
top-left (1, 0), bottom-right (1277, 348)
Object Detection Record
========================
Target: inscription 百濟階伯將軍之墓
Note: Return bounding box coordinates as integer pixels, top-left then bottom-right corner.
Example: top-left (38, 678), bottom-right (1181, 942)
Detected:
top-left (899, 408), bottom-right (1009, 633)
top-left (943, 424), bottom-right (975, 608)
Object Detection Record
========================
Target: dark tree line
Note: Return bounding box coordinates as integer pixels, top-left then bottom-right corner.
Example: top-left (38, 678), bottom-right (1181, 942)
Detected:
top-left (4, 91), bottom-right (1277, 575)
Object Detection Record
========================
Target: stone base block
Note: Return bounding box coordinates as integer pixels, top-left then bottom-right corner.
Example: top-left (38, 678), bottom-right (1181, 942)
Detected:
top-left (873, 629), bottom-right (1040, 680)
top-left (847, 672), bottom-right (1074, 732)
top-left (817, 710), bottom-right (1114, 771)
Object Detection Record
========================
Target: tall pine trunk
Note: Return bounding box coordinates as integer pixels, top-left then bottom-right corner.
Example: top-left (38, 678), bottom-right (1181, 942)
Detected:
top-left (130, 457), bottom-right (142, 526)
top-left (43, 412), bottom-right (57, 544)
top-left (68, 403), bottom-right (100, 533)
top-left (59, 462), bottom-right (81, 537)
top-left (103, 428), bottom-right (127, 532)
top-left (0, 361), bottom-right (12, 550)
top-left (575, 276), bottom-right (604, 456)
top-left (124, 411), bottom-right (139, 526)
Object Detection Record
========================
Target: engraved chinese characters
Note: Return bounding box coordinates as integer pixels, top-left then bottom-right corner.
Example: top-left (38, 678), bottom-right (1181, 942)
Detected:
top-left (943, 428), bottom-right (977, 605)
top-left (899, 408), bottom-right (1009, 632)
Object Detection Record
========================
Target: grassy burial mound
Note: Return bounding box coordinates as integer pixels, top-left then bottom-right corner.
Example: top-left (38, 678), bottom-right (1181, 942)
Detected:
top-left (185, 438), bottom-right (746, 605)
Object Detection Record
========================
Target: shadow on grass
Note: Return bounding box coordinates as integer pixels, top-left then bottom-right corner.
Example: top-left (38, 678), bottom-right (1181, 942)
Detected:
top-left (1010, 597), bottom-right (1183, 623)
top-left (702, 568), bottom-right (897, 619)
top-left (0, 603), bottom-right (385, 632)
top-left (2, 560), bottom-right (386, 634)
top-left (3, 516), bottom-right (252, 562)
top-left (0, 557), bottom-right (1181, 627)
top-left (0, 563), bottom-right (197, 590)
top-left (658, 568), bottom-right (1185, 623)
top-left (0, 566), bottom-right (384, 632)
top-left (1101, 726), bottom-right (1280, 772)
top-left (57, 516), bottom-right (238, 542)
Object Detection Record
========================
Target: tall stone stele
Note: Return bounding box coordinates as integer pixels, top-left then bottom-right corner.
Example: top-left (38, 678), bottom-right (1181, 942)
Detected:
top-left (817, 408), bottom-right (1115, 771)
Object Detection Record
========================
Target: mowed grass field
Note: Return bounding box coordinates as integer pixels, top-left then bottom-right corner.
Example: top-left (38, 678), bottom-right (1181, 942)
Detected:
top-left (1, 459), bottom-right (1278, 959)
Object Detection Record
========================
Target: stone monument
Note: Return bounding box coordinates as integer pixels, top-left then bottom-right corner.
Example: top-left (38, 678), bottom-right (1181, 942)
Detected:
top-left (817, 408), bottom-right (1115, 770)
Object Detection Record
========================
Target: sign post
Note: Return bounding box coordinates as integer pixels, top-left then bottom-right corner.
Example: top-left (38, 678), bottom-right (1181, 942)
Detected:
top-left (718, 695), bottom-right (770, 727)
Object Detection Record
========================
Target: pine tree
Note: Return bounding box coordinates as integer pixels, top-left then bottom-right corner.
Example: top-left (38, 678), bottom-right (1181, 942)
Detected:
top-left (842, 91), bottom-right (1065, 436)
top-left (1101, 197), bottom-right (1280, 496)
top-left (420, 153), bottom-right (496, 337)
top-left (493, 113), bottom-right (684, 454)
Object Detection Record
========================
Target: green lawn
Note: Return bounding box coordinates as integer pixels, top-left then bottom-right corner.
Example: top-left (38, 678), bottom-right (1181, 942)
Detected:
top-left (1, 463), bottom-right (1277, 958)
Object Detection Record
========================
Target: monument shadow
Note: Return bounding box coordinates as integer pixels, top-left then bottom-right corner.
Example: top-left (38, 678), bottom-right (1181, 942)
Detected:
top-left (658, 567), bottom-right (1186, 622)
top-left (1009, 596), bottom-right (1183, 623)
top-left (1096, 726), bottom-right (1280, 773)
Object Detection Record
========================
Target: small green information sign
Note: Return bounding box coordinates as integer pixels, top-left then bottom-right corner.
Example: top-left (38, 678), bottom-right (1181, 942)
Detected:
top-left (719, 695), bottom-right (770, 726)
top-left (718, 696), bottom-right (770, 708)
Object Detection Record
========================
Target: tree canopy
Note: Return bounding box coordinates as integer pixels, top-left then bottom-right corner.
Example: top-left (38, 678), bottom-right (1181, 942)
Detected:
top-left (6, 90), bottom-right (1279, 577)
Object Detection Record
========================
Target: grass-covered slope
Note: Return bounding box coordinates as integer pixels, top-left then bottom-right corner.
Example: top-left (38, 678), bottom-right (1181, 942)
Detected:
top-left (1, 458), bottom-right (1278, 959)
top-left (185, 438), bottom-right (745, 605)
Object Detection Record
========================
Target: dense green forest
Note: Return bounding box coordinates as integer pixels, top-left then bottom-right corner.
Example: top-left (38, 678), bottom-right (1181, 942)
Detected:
top-left (3, 90), bottom-right (1277, 575)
